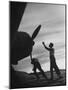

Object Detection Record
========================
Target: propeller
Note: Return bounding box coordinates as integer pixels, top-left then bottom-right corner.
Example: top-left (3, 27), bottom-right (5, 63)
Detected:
top-left (11, 24), bottom-right (41, 64)
top-left (32, 25), bottom-right (41, 40)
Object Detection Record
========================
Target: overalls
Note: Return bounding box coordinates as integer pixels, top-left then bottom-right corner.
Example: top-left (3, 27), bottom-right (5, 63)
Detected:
top-left (49, 48), bottom-right (61, 79)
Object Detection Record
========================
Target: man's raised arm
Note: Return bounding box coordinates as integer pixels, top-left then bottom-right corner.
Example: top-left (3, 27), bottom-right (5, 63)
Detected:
top-left (42, 42), bottom-right (50, 51)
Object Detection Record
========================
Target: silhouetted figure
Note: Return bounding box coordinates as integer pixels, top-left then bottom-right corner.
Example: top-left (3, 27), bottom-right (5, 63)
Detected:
top-left (30, 53), bottom-right (48, 80)
top-left (42, 42), bottom-right (62, 80)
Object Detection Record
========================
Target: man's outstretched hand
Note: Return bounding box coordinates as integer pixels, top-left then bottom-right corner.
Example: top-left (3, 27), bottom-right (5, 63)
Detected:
top-left (42, 42), bottom-right (45, 45)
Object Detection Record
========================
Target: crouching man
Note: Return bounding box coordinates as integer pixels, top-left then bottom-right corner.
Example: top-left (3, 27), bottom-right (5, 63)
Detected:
top-left (30, 54), bottom-right (48, 80)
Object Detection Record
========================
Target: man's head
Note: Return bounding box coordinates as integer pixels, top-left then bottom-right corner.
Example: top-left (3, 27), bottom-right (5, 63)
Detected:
top-left (49, 42), bottom-right (54, 48)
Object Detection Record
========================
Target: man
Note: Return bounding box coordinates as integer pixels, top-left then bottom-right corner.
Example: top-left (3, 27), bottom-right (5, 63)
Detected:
top-left (30, 53), bottom-right (48, 80)
top-left (42, 42), bottom-right (62, 80)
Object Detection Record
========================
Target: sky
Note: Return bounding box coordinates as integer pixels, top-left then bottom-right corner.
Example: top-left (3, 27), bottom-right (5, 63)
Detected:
top-left (13, 3), bottom-right (65, 73)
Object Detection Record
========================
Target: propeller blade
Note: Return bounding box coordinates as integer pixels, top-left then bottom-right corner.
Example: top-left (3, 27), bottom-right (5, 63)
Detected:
top-left (32, 25), bottom-right (41, 40)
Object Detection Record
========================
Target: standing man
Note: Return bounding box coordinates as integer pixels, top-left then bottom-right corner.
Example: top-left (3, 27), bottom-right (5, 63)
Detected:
top-left (42, 42), bottom-right (62, 80)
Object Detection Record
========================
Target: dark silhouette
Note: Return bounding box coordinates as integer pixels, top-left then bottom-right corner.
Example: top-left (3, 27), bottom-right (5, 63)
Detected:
top-left (10, 1), bottom-right (41, 89)
top-left (42, 42), bottom-right (62, 80)
top-left (11, 25), bottom-right (41, 65)
top-left (30, 53), bottom-right (48, 80)
top-left (10, 1), bottom-right (27, 89)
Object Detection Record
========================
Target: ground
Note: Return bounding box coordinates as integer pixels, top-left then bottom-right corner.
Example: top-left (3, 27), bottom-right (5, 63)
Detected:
top-left (11, 69), bottom-right (66, 89)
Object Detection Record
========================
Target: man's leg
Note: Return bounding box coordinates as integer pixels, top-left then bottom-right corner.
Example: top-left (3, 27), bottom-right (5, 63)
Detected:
top-left (33, 67), bottom-right (40, 80)
top-left (37, 64), bottom-right (48, 80)
top-left (40, 68), bottom-right (48, 80)
top-left (54, 63), bottom-right (62, 78)
top-left (50, 65), bottom-right (53, 80)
